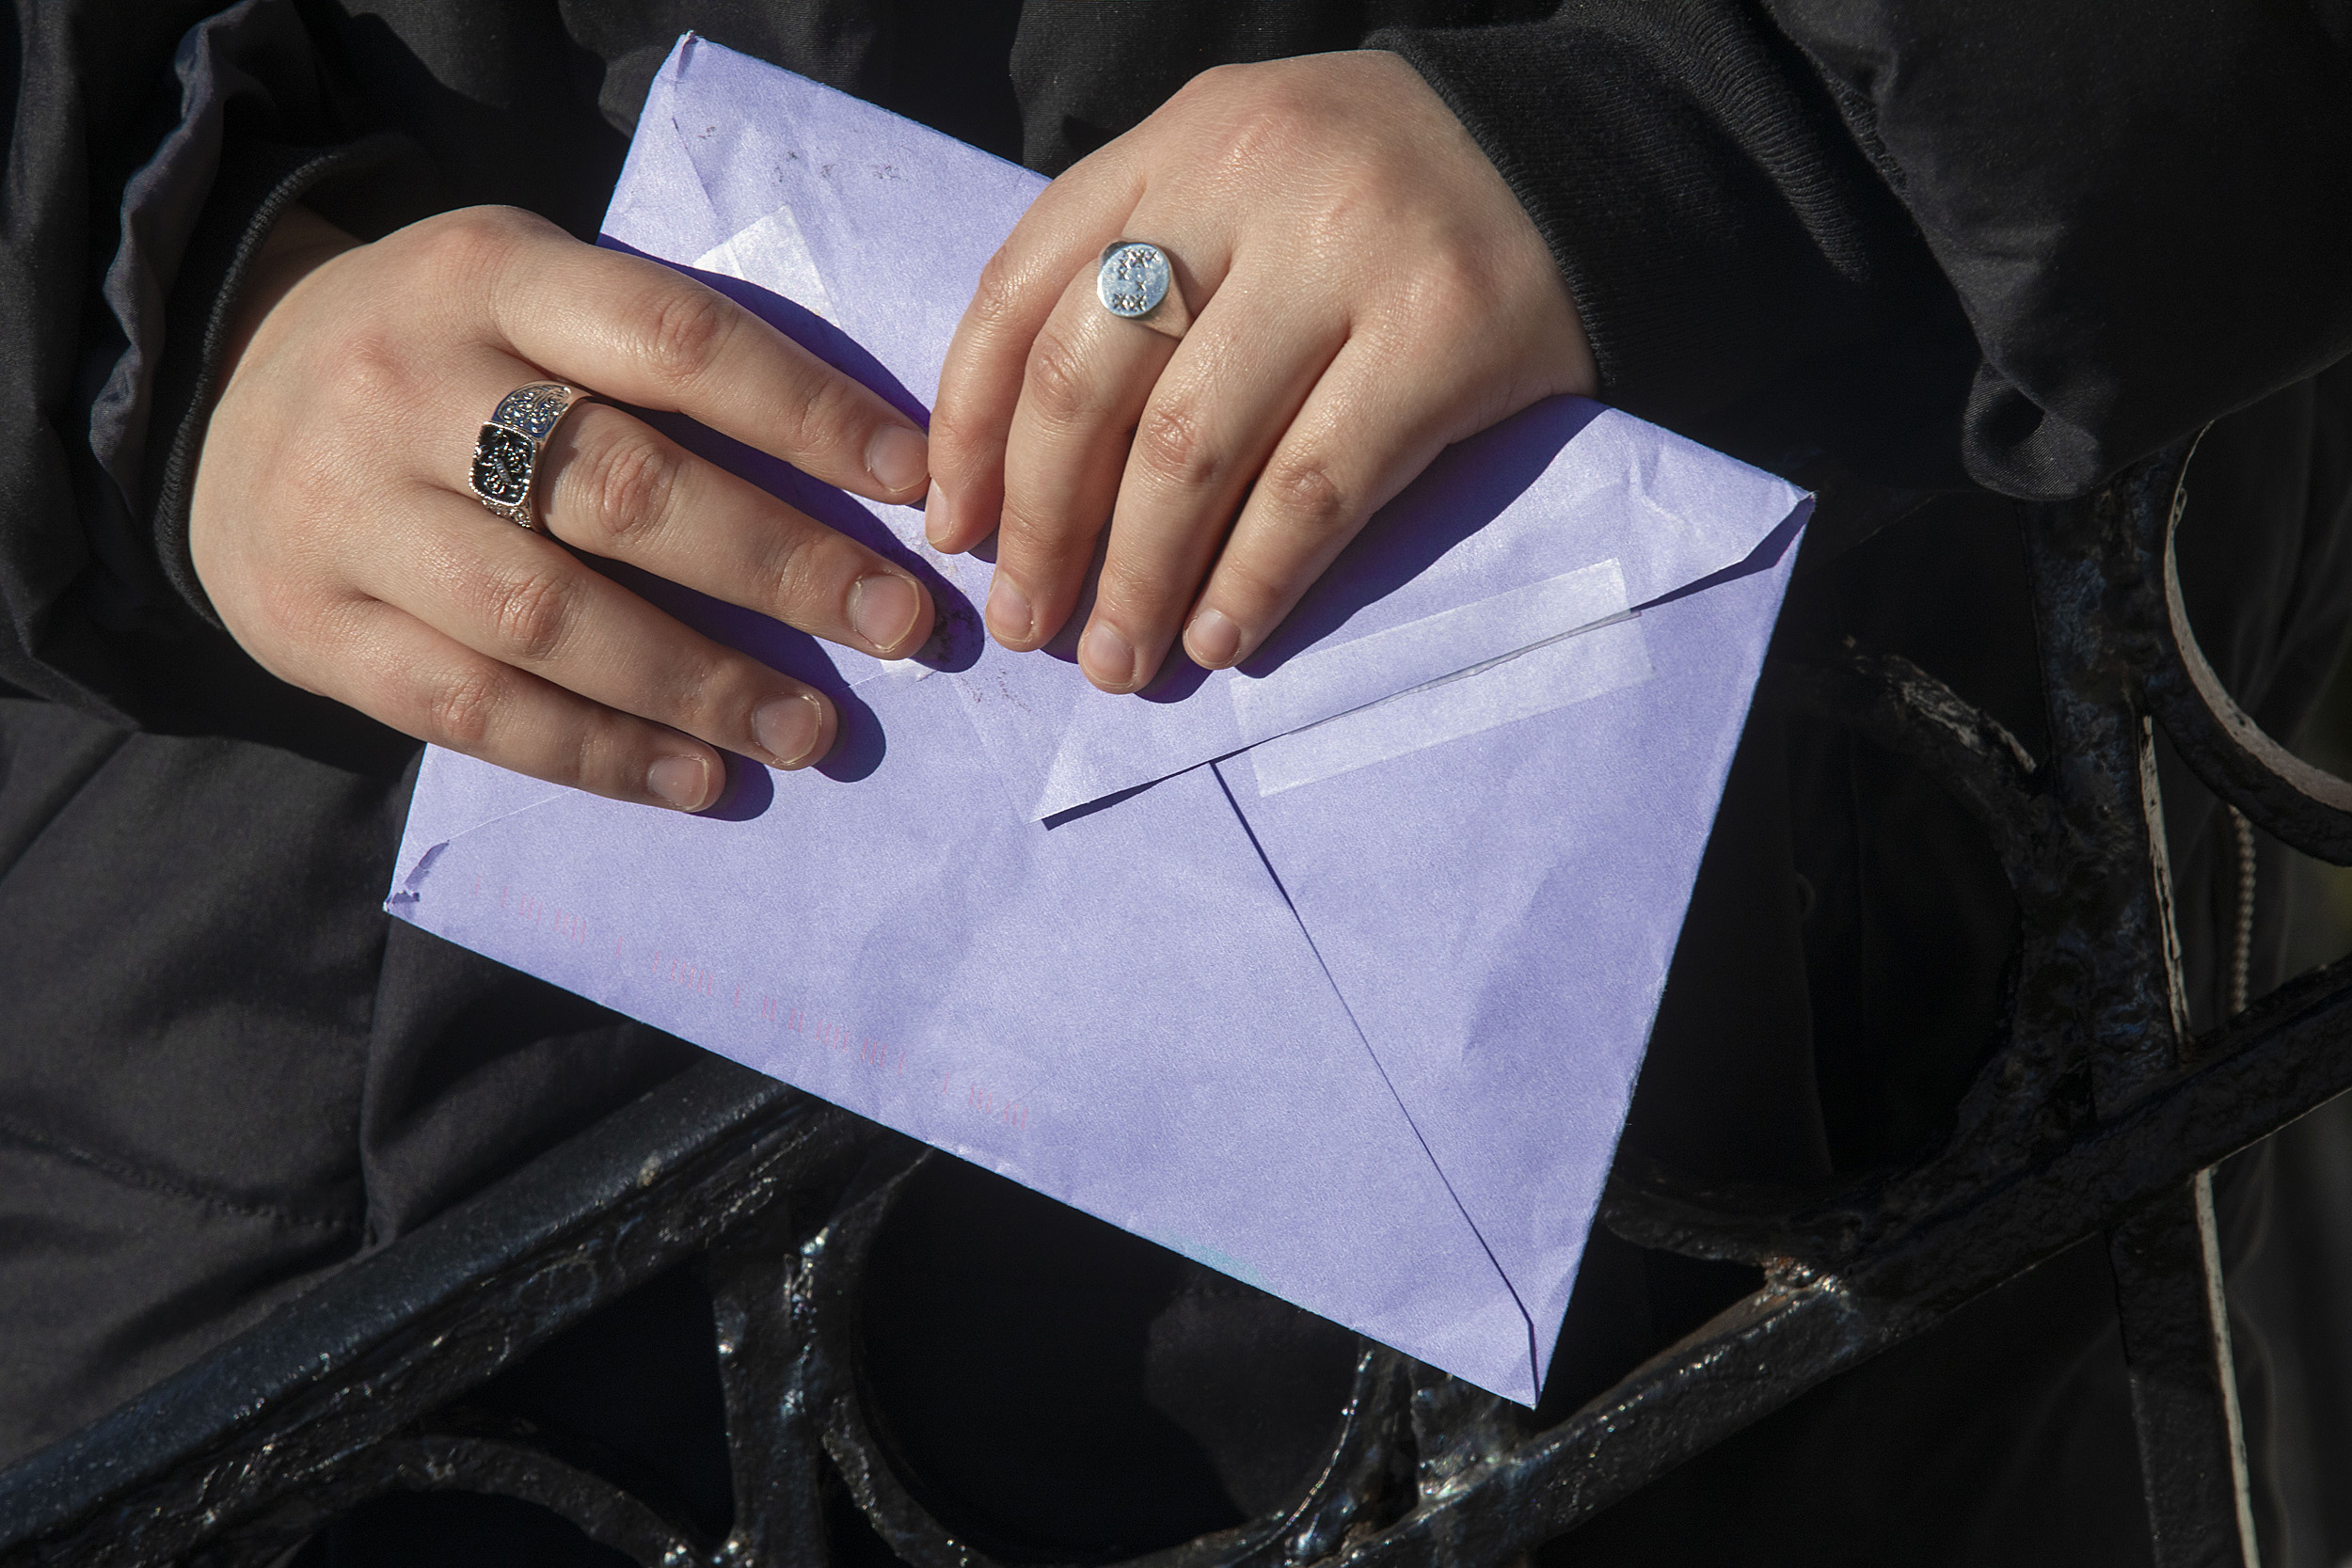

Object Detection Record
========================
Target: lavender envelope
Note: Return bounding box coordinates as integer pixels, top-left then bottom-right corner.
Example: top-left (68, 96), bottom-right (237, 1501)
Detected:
top-left (387, 36), bottom-right (1810, 1405)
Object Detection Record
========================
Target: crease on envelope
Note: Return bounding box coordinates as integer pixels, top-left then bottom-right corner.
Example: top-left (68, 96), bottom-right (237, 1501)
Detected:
top-left (1214, 516), bottom-right (1808, 1398)
top-left (1209, 765), bottom-right (1545, 1391)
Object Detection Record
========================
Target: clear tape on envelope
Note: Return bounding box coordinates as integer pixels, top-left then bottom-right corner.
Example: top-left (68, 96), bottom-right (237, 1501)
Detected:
top-left (1248, 613), bottom-right (1652, 794)
top-left (1231, 560), bottom-right (1628, 737)
top-left (1232, 560), bottom-right (1651, 793)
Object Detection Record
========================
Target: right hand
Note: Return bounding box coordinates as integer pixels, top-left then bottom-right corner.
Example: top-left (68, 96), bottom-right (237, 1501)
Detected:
top-left (190, 204), bottom-right (938, 813)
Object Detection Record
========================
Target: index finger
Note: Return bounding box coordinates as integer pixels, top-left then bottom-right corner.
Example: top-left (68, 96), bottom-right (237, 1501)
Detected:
top-left (460, 211), bottom-right (932, 507)
top-left (925, 158), bottom-right (1145, 554)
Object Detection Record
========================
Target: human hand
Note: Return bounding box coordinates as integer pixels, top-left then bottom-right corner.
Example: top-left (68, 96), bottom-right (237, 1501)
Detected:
top-left (924, 50), bottom-right (1596, 693)
top-left (190, 204), bottom-right (937, 812)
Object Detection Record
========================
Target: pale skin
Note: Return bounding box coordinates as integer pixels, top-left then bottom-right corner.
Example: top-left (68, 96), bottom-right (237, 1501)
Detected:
top-left (190, 51), bottom-right (1595, 809)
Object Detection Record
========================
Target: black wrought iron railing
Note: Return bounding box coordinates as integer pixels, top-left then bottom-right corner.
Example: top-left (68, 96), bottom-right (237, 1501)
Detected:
top-left (4, 434), bottom-right (2346, 1568)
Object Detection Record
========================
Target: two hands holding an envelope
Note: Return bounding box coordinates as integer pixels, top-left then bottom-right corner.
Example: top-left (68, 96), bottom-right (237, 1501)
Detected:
top-left (186, 49), bottom-right (1593, 811)
top-left (371, 36), bottom-right (1807, 1403)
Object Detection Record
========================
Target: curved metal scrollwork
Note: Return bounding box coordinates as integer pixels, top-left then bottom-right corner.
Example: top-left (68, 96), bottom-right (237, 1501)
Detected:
top-left (2137, 431), bottom-right (2352, 865)
top-left (802, 1158), bottom-right (1419, 1568)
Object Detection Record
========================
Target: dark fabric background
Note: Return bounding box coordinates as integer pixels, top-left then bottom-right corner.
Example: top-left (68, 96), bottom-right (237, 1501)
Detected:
top-left (2, 1), bottom-right (2349, 1561)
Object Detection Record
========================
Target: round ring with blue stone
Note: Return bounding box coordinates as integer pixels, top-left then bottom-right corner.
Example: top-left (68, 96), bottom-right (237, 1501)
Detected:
top-left (468, 381), bottom-right (590, 530)
top-left (1095, 241), bottom-right (1192, 339)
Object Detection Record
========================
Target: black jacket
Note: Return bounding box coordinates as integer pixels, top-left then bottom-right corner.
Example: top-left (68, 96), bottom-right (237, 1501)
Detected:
top-left (3, 3), bottom-right (2350, 1560)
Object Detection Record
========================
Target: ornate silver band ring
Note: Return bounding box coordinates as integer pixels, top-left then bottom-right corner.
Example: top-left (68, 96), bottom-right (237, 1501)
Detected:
top-left (468, 381), bottom-right (591, 530)
top-left (1096, 241), bottom-right (1192, 340)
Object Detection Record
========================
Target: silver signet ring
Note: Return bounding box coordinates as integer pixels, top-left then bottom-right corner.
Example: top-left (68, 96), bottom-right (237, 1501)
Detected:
top-left (1096, 241), bottom-right (1192, 340)
top-left (469, 381), bottom-right (591, 530)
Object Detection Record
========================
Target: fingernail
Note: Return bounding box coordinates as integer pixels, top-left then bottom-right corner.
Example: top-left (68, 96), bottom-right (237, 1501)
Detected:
top-left (647, 753), bottom-right (712, 811)
top-left (754, 693), bottom-right (826, 768)
top-left (1185, 607), bottom-right (1243, 668)
top-left (923, 482), bottom-right (954, 549)
top-left (1080, 621), bottom-right (1137, 689)
top-left (985, 570), bottom-right (1033, 645)
top-left (866, 424), bottom-right (929, 494)
top-left (850, 573), bottom-right (922, 653)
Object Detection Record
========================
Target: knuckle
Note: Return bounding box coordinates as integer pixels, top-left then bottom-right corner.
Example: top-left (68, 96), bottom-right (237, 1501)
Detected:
top-left (994, 494), bottom-right (1069, 562)
top-left (571, 709), bottom-right (633, 794)
top-left (1189, 60), bottom-right (1253, 95)
top-left (673, 657), bottom-right (743, 736)
top-left (1133, 401), bottom-right (1221, 490)
top-left (424, 664), bottom-right (505, 752)
top-left (968, 250), bottom-right (1025, 335)
top-left (312, 328), bottom-right (417, 411)
top-left (638, 283), bottom-right (739, 396)
top-left (261, 572), bottom-right (336, 645)
top-left (484, 565), bottom-right (579, 665)
top-left (1216, 95), bottom-right (1316, 179)
top-left (777, 370), bottom-right (866, 465)
top-left (418, 205), bottom-right (535, 288)
top-left (1409, 248), bottom-right (1500, 329)
top-left (923, 402), bottom-right (985, 467)
top-left (575, 427), bottom-right (682, 548)
top-left (1022, 325), bottom-right (1097, 427)
top-left (1263, 454), bottom-right (1352, 539)
top-left (761, 522), bottom-right (834, 621)
top-left (1299, 182), bottom-right (1380, 252)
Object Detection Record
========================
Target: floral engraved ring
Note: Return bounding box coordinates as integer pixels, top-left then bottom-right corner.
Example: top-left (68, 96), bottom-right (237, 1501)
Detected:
top-left (468, 381), bottom-right (590, 529)
top-left (1095, 241), bottom-right (1193, 340)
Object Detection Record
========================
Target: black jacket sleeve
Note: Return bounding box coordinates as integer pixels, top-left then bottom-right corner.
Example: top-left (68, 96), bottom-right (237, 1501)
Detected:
top-left (1383, 0), bottom-right (2352, 499)
top-left (4, 0), bottom-right (216, 718)
top-left (1, 0), bottom-right (424, 724)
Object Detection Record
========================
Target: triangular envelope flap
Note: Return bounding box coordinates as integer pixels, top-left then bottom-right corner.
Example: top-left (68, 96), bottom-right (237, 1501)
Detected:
top-left (620, 39), bottom-right (1807, 828)
top-left (391, 676), bottom-right (1539, 1401)
top-left (1217, 519), bottom-right (1804, 1392)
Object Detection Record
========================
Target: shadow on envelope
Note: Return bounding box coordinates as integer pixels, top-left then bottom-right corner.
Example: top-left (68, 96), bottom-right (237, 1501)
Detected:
top-left (1243, 399), bottom-right (1605, 675)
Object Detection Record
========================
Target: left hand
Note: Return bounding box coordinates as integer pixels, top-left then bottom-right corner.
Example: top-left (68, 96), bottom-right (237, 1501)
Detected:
top-left (924, 50), bottom-right (1596, 693)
